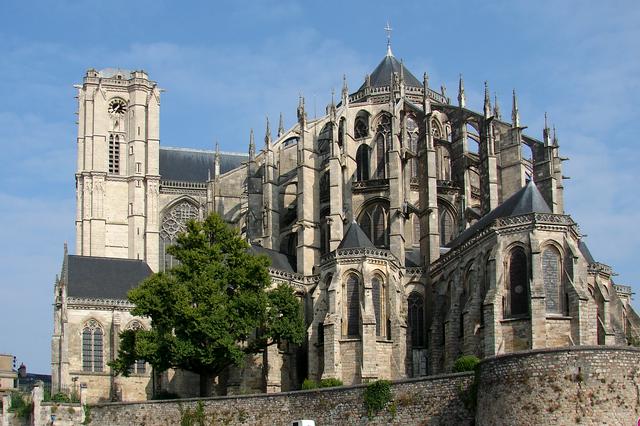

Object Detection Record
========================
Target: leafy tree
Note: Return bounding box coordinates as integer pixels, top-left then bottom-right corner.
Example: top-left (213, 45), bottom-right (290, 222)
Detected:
top-left (110, 213), bottom-right (306, 396)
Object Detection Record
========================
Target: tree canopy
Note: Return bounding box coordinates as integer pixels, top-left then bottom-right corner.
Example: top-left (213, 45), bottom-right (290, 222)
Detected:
top-left (110, 213), bottom-right (305, 395)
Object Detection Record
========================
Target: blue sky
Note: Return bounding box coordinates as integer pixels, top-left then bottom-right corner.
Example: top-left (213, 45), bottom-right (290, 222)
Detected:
top-left (1, 1), bottom-right (638, 373)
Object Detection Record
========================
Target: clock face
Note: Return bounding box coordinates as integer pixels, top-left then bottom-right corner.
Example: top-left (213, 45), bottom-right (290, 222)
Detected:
top-left (108, 98), bottom-right (127, 115)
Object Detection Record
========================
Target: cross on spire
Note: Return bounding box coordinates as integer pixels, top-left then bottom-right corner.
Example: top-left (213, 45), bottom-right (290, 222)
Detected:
top-left (384, 21), bottom-right (393, 56)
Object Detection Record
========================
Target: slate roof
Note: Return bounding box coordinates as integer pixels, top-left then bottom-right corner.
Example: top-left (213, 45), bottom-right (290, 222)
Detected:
top-left (66, 255), bottom-right (153, 300)
top-left (338, 221), bottom-right (376, 249)
top-left (250, 244), bottom-right (296, 273)
top-left (159, 147), bottom-right (248, 183)
top-left (579, 240), bottom-right (596, 264)
top-left (446, 180), bottom-right (552, 249)
top-left (405, 249), bottom-right (422, 267)
top-left (359, 52), bottom-right (422, 90)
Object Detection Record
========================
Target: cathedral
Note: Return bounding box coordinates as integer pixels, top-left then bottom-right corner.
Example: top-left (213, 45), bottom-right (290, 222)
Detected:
top-left (51, 42), bottom-right (640, 403)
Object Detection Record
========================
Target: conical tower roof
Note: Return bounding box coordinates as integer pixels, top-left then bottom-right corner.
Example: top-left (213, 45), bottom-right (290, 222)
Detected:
top-left (359, 51), bottom-right (422, 90)
top-left (338, 221), bottom-right (376, 249)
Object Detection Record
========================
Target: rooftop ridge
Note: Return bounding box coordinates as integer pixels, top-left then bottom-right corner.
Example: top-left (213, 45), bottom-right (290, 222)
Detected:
top-left (161, 146), bottom-right (247, 156)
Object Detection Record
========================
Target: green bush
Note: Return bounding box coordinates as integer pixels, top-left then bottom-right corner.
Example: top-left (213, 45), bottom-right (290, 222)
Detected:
top-left (51, 392), bottom-right (71, 403)
top-left (453, 355), bottom-right (480, 373)
top-left (9, 392), bottom-right (32, 418)
top-left (363, 380), bottom-right (392, 418)
top-left (302, 379), bottom-right (318, 390)
top-left (319, 378), bottom-right (343, 388)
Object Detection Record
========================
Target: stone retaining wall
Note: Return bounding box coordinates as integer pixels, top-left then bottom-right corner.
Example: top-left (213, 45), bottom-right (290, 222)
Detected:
top-left (476, 346), bottom-right (640, 425)
top-left (90, 373), bottom-right (475, 426)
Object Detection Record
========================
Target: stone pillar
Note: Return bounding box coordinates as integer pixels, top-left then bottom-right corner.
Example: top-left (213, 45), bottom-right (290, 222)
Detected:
top-left (264, 344), bottom-right (283, 393)
top-left (529, 235), bottom-right (546, 349)
top-left (360, 268), bottom-right (377, 381)
top-left (499, 128), bottom-right (526, 203)
top-left (31, 382), bottom-right (43, 426)
top-left (480, 119), bottom-right (499, 214)
top-left (322, 274), bottom-right (341, 380)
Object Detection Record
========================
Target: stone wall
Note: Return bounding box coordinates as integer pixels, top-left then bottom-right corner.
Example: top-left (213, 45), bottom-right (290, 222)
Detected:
top-left (89, 373), bottom-right (475, 426)
top-left (476, 346), bottom-right (640, 425)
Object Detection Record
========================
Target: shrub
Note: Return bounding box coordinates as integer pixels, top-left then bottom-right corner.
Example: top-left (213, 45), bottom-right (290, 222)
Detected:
top-left (453, 355), bottom-right (480, 373)
top-left (9, 392), bottom-right (32, 418)
top-left (363, 380), bottom-right (392, 418)
top-left (302, 379), bottom-right (318, 390)
top-left (319, 378), bottom-right (343, 388)
top-left (51, 392), bottom-right (71, 403)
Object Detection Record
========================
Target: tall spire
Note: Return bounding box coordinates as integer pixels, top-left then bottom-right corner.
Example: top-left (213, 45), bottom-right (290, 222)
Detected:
top-left (248, 129), bottom-right (255, 160)
top-left (297, 94), bottom-right (306, 123)
top-left (277, 112), bottom-right (285, 137)
top-left (511, 89), bottom-right (520, 128)
top-left (483, 81), bottom-right (492, 118)
top-left (341, 74), bottom-right (348, 102)
top-left (493, 93), bottom-right (501, 120)
top-left (264, 116), bottom-right (271, 147)
top-left (384, 21), bottom-right (393, 56)
top-left (458, 74), bottom-right (466, 108)
top-left (552, 125), bottom-right (558, 146)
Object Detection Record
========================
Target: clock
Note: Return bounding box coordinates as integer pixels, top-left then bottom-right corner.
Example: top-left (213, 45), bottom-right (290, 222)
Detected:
top-left (108, 98), bottom-right (127, 115)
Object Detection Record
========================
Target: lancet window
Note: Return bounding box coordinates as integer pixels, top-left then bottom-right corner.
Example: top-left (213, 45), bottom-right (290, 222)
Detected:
top-left (358, 202), bottom-right (390, 248)
top-left (374, 114), bottom-right (391, 179)
top-left (345, 273), bottom-right (360, 337)
top-left (126, 321), bottom-right (146, 374)
top-left (407, 116), bottom-right (419, 179)
top-left (82, 319), bottom-right (104, 373)
top-left (408, 291), bottom-right (425, 347)
top-left (108, 134), bottom-right (121, 174)
top-left (507, 247), bottom-right (529, 317)
top-left (372, 275), bottom-right (387, 338)
top-left (355, 144), bottom-right (371, 181)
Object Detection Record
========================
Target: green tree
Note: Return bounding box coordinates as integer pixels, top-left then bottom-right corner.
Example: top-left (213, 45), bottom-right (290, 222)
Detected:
top-left (109, 213), bottom-right (306, 396)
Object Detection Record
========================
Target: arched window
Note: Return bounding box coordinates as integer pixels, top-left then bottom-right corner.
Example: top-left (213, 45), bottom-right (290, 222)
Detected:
top-left (460, 266), bottom-right (473, 337)
top-left (356, 144), bottom-right (370, 181)
top-left (318, 123), bottom-right (332, 156)
top-left (127, 321), bottom-right (146, 374)
top-left (439, 205), bottom-right (456, 245)
top-left (431, 119), bottom-right (443, 139)
top-left (372, 275), bottom-right (386, 337)
top-left (374, 114), bottom-right (391, 179)
top-left (508, 247), bottom-right (529, 317)
top-left (408, 292), bottom-right (425, 347)
top-left (159, 201), bottom-right (199, 271)
top-left (412, 214), bottom-right (421, 247)
top-left (338, 118), bottom-right (345, 147)
top-left (82, 320), bottom-right (104, 372)
top-left (108, 134), bottom-right (120, 174)
top-left (345, 274), bottom-right (360, 336)
top-left (358, 202), bottom-right (390, 248)
top-left (407, 116), bottom-right (419, 179)
top-left (354, 116), bottom-right (368, 139)
top-left (320, 208), bottom-right (330, 255)
top-left (319, 172), bottom-right (330, 202)
top-left (542, 246), bottom-right (562, 314)
top-left (435, 145), bottom-right (451, 181)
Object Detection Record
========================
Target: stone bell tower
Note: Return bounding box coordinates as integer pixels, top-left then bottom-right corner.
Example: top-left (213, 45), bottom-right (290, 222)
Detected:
top-left (75, 68), bottom-right (161, 271)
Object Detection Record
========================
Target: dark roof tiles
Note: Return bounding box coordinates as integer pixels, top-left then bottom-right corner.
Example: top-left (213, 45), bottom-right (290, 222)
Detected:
top-left (360, 53), bottom-right (422, 90)
top-left (66, 255), bottom-right (152, 300)
top-left (159, 147), bottom-right (247, 183)
top-left (338, 221), bottom-right (376, 249)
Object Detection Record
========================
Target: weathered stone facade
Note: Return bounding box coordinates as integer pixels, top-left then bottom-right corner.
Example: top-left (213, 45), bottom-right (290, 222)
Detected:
top-left (52, 45), bottom-right (640, 402)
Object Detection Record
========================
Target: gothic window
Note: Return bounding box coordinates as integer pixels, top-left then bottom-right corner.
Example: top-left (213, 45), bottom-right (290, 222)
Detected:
top-left (355, 144), bottom-right (370, 181)
top-left (407, 116), bottom-right (419, 179)
top-left (412, 213), bottom-right (421, 247)
top-left (431, 119), bottom-right (443, 139)
top-left (159, 201), bottom-right (199, 271)
top-left (542, 246), bottom-right (563, 314)
top-left (109, 134), bottom-right (120, 174)
top-left (82, 320), bottom-right (104, 373)
top-left (372, 275), bottom-right (386, 337)
top-left (408, 291), bottom-right (425, 347)
top-left (460, 266), bottom-right (473, 337)
top-left (127, 321), bottom-right (146, 374)
top-left (374, 133), bottom-right (386, 179)
top-left (354, 116), bottom-right (368, 139)
top-left (345, 274), bottom-right (360, 336)
top-left (507, 247), bottom-right (529, 318)
top-left (358, 202), bottom-right (390, 248)
top-left (319, 172), bottom-right (330, 202)
top-left (338, 118), bottom-right (345, 147)
top-left (320, 208), bottom-right (330, 255)
top-left (435, 145), bottom-right (451, 181)
top-left (318, 123), bottom-right (332, 156)
top-left (438, 204), bottom-right (456, 245)
top-left (480, 256), bottom-right (491, 325)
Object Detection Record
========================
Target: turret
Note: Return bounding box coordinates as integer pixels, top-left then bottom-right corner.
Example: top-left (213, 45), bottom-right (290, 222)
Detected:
top-left (483, 81), bottom-right (492, 119)
top-left (458, 74), bottom-right (466, 108)
top-left (512, 89), bottom-right (520, 128)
